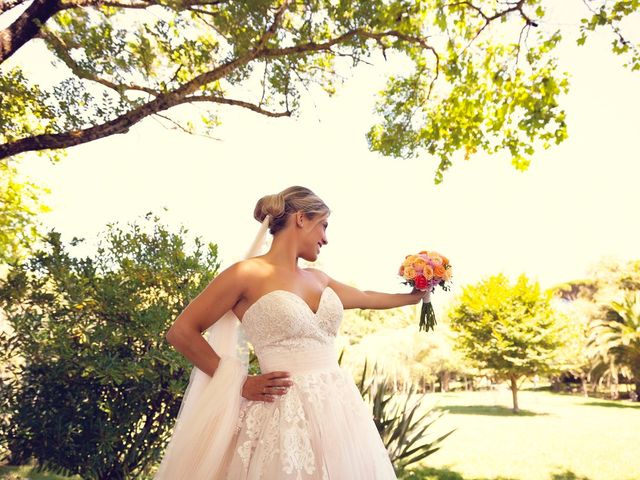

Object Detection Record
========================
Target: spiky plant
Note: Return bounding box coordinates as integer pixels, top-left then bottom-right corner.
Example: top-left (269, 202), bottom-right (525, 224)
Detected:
top-left (349, 354), bottom-right (455, 474)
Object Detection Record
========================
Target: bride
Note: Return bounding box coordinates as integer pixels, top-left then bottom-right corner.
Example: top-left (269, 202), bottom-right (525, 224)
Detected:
top-left (154, 186), bottom-right (428, 479)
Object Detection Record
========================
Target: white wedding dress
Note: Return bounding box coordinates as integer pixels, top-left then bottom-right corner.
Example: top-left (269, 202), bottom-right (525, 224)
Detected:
top-left (222, 285), bottom-right (398, 479)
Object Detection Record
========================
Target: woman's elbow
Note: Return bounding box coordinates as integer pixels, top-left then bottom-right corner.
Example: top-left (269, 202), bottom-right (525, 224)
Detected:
top-left (166, 323), bottom-right (188, 346)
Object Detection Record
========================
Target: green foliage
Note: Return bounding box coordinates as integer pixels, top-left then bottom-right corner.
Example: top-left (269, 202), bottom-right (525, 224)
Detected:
top-left (448, 273), bottom-right (563, 380)
top-left (577, 0), bottom-right (640, 71)
top-left (3, 1), bottom-right (638, 180)
top-left (0, 159), bottom-right (51, 266)
top-left (551, 258), bottom-right (640, 391)
top-left (588, 291), bottom-right (640, 387)
top-left (367, 28), bottom-right (570, 183)
top-left (0, 211), bottom-right (221, 479)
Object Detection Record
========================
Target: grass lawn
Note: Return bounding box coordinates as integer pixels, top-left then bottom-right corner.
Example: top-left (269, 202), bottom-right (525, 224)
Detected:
top-left (402, 387), bottom-right (640, 480)
top-left (2, 388), bottom-right (638, 480)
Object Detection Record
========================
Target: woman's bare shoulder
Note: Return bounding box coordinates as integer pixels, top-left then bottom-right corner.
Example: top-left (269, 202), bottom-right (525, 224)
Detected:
top-left (229, 257), bottom-right (267, 277)
top-left (303, 267), bottom-right (330, 285)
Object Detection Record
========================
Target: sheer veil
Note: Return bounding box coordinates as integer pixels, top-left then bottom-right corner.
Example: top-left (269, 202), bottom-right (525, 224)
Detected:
top-left (154, 215), bottom-right (271, 479)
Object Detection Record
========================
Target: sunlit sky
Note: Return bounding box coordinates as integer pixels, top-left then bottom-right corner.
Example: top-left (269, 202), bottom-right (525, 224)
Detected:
top-left (5, 2), bottom-right (639, 312)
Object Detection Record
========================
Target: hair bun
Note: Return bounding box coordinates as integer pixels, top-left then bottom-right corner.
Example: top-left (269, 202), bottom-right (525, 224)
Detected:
top-left (253, 186), bottom-right (330, 235)
top-left (254, 193), bottom-right (285, 224)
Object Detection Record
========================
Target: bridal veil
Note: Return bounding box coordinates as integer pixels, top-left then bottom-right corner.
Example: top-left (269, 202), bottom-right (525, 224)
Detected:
top-left (153, 215), bottom-right (271, 479)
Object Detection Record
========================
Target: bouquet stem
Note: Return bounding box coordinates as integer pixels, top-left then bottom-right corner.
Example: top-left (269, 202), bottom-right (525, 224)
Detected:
top-left (419, 300), bottom-right (437, 332)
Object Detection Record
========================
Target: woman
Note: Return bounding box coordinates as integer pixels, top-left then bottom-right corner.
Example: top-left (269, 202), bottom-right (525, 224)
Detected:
top-left (156, 186), bottom-right (428, 479)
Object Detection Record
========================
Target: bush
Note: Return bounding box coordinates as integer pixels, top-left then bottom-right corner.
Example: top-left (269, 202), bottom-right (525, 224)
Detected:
top-left (0, 212), bottom-right (221, 479)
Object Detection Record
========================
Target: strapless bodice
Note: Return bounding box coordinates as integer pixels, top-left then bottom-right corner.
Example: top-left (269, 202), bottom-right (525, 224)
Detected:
top-left (239, 286), bottom-right (343, 363)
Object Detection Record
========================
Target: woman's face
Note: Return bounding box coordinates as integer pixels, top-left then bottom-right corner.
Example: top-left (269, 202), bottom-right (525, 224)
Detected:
top-left (299, 212), bottom-right (329, 262)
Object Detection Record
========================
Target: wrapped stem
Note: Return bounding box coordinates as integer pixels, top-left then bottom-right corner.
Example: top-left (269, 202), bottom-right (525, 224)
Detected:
top-left (418, 289), bottom-right (436, 332)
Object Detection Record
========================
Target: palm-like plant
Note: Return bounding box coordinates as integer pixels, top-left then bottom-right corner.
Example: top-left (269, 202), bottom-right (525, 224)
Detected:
top-left (348, 354), bottom-right (455, 475)
top-left (587, 291), bottom-right (640, 397)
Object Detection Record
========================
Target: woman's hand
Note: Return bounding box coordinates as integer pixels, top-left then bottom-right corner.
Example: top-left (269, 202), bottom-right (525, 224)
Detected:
top-left (410, 286), bottom-right (431, 304)
top-left (242, 371), bottom-right (294, 402)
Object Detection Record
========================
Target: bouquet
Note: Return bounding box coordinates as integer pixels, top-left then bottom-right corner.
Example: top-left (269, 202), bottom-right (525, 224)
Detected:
top-left (398, 250), bottom-right (452, 332)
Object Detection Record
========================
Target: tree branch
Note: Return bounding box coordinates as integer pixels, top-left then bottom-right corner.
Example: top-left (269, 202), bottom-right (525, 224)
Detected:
top-left (60, 0), bottom-right (229, 9)
top-left (0, 0), bottom-right (62, 64)
top-left (255, 0), bottom-right (291, 51)
top-left (0, 0), bottom-right (231, 65)
top-left (0, 2), bottom-right (293, 159)
top-left (188, 94), bottom-right (291, 117)
top-left (40, 28), bottom-right (161, 96)
top-left (442, 0), bottom-right (538, 62)
top-left (0, 0), bottom-right (29, 14)
top-left (259, 28), bottom-right (437, 60)
top-left (259, 28), bottom-right (440, 101)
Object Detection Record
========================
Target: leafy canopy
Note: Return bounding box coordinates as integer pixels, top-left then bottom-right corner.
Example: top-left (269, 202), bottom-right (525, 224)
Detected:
top-left (1, 0), bottom-right (638, 181)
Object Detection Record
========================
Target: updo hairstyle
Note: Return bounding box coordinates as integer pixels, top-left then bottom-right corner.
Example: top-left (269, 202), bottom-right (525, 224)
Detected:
top-left (254, 186), bottom-right (330, 236)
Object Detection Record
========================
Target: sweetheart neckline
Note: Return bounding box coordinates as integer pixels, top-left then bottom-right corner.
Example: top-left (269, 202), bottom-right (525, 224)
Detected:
top-left (240, 286), bottom-right (336, 323)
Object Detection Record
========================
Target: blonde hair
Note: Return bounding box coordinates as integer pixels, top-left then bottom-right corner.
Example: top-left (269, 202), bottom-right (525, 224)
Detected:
top-left (254, 186), bottom-right (330, 235)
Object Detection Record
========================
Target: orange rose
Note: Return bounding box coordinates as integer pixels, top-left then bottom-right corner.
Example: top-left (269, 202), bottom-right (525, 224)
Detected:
top-left (404, 266), bottom-right (417, 280)
top-left (403, 255), bottom-right (419, 267)
top-left (413, 258), bottom-right (428, 272)
top-left (433, 264), bottom-right (446, 277)
top-left (422, 265), bottom-right (434, 280)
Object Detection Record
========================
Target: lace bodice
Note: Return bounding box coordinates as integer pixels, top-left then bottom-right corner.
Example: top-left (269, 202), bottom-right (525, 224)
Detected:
top-left (240, 286), bottom-right (343, 357)
top-left (227, 286), bottom-right (398, 479)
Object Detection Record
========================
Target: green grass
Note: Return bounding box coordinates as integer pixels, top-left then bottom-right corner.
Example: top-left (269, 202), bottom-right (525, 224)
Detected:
top-left (2, 389), bottom-right (639, 480)
top-left (401, 388), bottom-right (640, 480)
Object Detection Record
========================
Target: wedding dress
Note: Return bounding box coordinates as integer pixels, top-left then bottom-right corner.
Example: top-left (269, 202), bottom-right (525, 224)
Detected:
top-left (222, 285), bottom-right (398, 479)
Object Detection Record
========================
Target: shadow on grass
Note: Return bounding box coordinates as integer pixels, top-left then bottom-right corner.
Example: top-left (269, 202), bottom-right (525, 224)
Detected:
top-left (434, 405), bottom-right (547, 416)
top-left (400, 465), bottom-right (592, 480)
top-left (399, 465), bottom-right (517, 480)
top-left (522, 385), bottom-right (553, 392)
top-left (581, 400), bottom-right (640, 409)
top-left (0, 465), bottom-right (81, 480)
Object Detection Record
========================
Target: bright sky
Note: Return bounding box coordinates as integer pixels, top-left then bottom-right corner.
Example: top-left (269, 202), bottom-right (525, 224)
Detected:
top-left (7, 2), bottom-right (640, 312)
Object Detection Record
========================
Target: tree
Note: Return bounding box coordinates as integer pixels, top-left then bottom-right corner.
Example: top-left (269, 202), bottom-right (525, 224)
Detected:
top-left (0, 211), bottom-right (222, 479)
top-left (588, 291), bottom-right (640, 398)
top-left (1, 0), bottom-right (638, 182)
top-left (448, 273), bottom-right (563, 412)
top-left (553, 258), bottom-right (640, 397)
top-left (548, 296), bottom-right (595, 396)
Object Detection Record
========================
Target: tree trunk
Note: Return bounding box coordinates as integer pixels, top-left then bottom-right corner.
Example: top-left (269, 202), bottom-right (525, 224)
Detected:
top-left (610, 362), bottom-right (619, 400)
top-left (440, 371), bottom-right (450, 392)
top-left (510, 375), bottom-right (520, 413)
top-left (581, 375), bottom-right (589, 398)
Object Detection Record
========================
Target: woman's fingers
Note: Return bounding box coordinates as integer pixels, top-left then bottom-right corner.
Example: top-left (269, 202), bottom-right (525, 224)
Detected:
top-left (241, 371), bottom-right (295, 402)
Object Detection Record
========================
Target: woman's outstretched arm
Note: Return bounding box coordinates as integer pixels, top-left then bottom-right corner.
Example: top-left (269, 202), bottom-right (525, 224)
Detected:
top-left (306, 267), bottom-right (426, 310)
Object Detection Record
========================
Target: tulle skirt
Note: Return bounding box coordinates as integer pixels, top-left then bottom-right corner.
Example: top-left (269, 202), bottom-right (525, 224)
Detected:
top-left (223, 345), bottom-right (398, 479)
